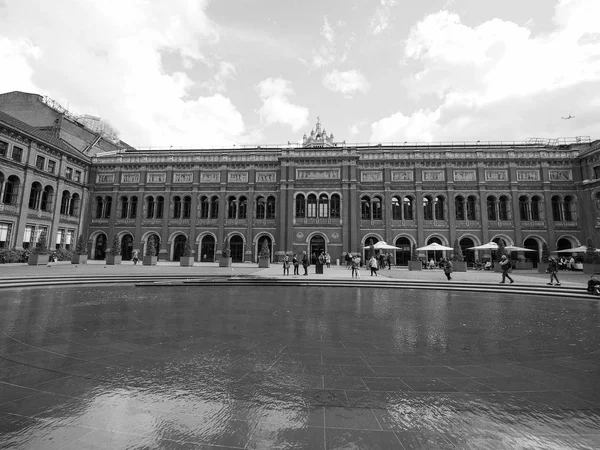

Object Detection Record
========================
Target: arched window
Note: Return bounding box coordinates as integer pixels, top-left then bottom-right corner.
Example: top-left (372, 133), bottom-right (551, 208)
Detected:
top-left (519, 196), bottom-right (529, 221)
top-left (239, 196), bottom-right (247, 219)
top-left (200, 196), bottom-right (209, 219)
top-left (455, 196), bottom-right (465, 220)
top-left (403, 196), bottom-right (413, 220)
top-left (173, 196), bottom-right (182, 219)
top-left (499, 196), bottom-right (509, 221)
top-left (467, 195), bottom-right (477, 220)
top-left (361, 196), bottom-right (371, 220)
top-left (69, 193), bottom-right (80, 216)
top-left (392, 196), bottom-right (401, 220)
top-left (256, 196), bottom-right (265, 219)
top-left (62, 191), bottom-right (72, 215)
top-left (95, 196), bottom-right (103, 219)
top-left (228, 196), bottom-right (237, 219)
top-left (434, 196), bottom-right (445, 220)
top-left (372, 196), bottom-right (382, 220)
top-left (156, 196), bottom-right (164, 219)
top-left (531, 196), bottom-right (541, 221)
top-left (266, 196), bottom-right (276, 219)
top-left (295, 194), bottom-right (306, 218)
top-left (318, 194), bottom-right (329, 218)
top-left (129, 196), bottom-right (137, 219)
top-left (423, 196), bottom-right (433, 220)
top-left (28, 182), bottom-right (42, 210)
top-left (41, 186), bottom-right (53, 212)
top-left (330, 194), bottom-right (340, 218)
top-left (487, 196), bottom-right (497, 220)
top-left (307, 194), bottom-right (317, 218)
top-left (146, 196), bottom-right (155, 219)
top-left (210, 196), bottom-right (219, 219)
top-left (564, 195), bottom-right (574, 222)
top-left (182, 196), bottom-right (191, 219)
top-left (551, 195), bottom-right (561, 221)
top-left (120, 196), bottom-right (128, 218)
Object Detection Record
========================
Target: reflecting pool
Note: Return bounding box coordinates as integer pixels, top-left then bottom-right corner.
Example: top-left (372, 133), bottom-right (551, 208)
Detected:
top-left (0, 285), bottom-right (599, 449)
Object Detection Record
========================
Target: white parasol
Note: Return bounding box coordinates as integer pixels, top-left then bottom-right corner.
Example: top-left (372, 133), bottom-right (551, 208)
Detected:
top-left (467, 242), bottom-right (499, 251)
top-left (505, 245), bottom-right (537, 252)
top-left (416, 242), bottom-right (454, 251)
top-left (371, 241), bottom-right (401, 250)
top-left (552, 245), bottom-right (600, 253)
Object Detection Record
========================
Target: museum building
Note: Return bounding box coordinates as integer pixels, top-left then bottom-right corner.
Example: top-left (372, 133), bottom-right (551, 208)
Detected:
top-left (2, 91), bottom-right (600, 266)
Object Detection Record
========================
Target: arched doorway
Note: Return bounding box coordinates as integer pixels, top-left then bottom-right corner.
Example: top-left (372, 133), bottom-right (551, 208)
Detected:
top-left (200, 235), bottom-right (215, 262)
top-left (230, 235), bottom-right (244, 262)
top-left (556, 237), bottom-right (572, 251)
top-left (121, 234), bottom-right (134, 260)
top-left (524, 238), bottom-right (540, 267)
top-left (460, 237), bottom-right (475, 264)
top-left (363, 236), bottom-right (379, 263)
top-left (426, 236), bottom-right (443, 262)
top-left (146, 234), bottom-right (160, 257)
top-left (94, 234), bottom-right (107, 260)
top-left (256, 235), bottom-right (272, 262)
top-left (173, 234), bottom-right (186, 261)
top-left (491, 237), bottom-right (508, 261)
top-left (394, 237), bottom-right (412, 266)
top-left (310, 235), bottom-right (326, 264)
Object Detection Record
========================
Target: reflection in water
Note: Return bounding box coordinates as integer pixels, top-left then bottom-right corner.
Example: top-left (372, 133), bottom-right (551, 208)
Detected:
top-left (0, 285), bottom-right (599, 449)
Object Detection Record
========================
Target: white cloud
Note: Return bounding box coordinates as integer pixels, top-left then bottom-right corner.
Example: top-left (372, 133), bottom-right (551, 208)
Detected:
top-left (371, 0), bottom-right (600, 142)
top-left (371, 0), bottom-right (398, 35)
top-left (256, 78), bottom-right (309, 132)
top-left (312, 15), bottom-right (347, 68)
top-left (201, 60), bottom-right (237, 93)
top-left (322, 16), bottom-right (334, 44)
top-left (0, 0), bottom-right (250, 147)
top-left (323, 69), bottom-right (370, 98)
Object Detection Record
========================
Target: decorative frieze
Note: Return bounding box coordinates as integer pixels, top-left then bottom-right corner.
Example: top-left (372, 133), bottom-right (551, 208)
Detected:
top-left (548, 170), bottom-right (573, 181)
top-left (361, 171), bottom-right (383, 182)
top-left (147, 173), bottom-right (166, 183)
top-left (391, 171), bottom-right (414, 181)
top-left (121, 173), bottom-right (140, 184)
top-left (228, 172), bottom-right (249, 183)
top-left (453, 170), bottom-right (476, 182)
top-left (200, 172), bottom-right (220, 183)
top-left (485, 170), bottom-right (508, 181)
top-left (173, 173), bottom-right (193, 183)
top-left (516, 170), bottom-right (540, 181)
top-left (422, 170), bottom-right (445, 182)
top-left (296, 169), bottom-right (340, 180)
top-left (256, 172), bottom-right (277, 182)
top-left (96, 173), bottom-right (115, 184)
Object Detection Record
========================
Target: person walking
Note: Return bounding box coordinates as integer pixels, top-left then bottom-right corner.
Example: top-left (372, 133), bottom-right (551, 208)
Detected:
top-left (302, 251), bottom-right (309, 276)
top-left (369, 255), bottom-right (379, 276)
top-left (499, 255), bottom-right (514, 284)
top-left (354, 255), bottom-right (361, 278)
top-left (283, 255), bottom-right (290, 276)
top-left (387, 253), bottom-right (392, 270)
top-left (442, 258), bottom-right (453, 280)
top-left (292, 254), bottom-right (299, 275)
top-left (132, 249), bottom-right (139, 265)
top-left (325, 252), bottom-right (331, 268)
top-left (547, 256), bottom-right (561, 286)
top-left (351, 255), bottom-right (358, 278)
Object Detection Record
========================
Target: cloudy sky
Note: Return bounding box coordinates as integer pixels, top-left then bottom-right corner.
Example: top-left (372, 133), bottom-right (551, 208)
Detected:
top-left (1, 0), bottom-right (599, 147)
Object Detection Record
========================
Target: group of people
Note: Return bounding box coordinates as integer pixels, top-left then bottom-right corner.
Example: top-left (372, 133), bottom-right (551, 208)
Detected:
top-left (282, 251), bottom-right (331, 276)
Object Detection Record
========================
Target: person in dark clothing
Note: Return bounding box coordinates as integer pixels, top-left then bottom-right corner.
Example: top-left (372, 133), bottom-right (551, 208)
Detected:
top-left (292, 254), bottom-right (299, 275)
top-left (302, 251), bottom-right (309, 275)
top-left (442, 258), bottom-right (453, 280)
top-left (587, 275), bottom-right (600, 295)
top-left (386, 253), bottom-right (392, 270)
top-left (547, 256), bottom-right (561, 286)
top-left (499, 255), bottom-right (514, 284)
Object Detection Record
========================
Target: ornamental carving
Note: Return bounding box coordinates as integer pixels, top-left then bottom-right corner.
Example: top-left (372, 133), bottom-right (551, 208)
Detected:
top-left (121, 173), bottom-right (140, 184)
top-left (548, 170), bottom-right (572, 181)
top-left (228, 172), bottom-right (248, 183)
top-left (173, 173), bottom-right (193, 183)
top-left (392, 171), bottom-right (414, 181)
top-left (485, 170), bottom-right (508, 181)
top-left (256, 172), bottom-right (276, 182)
top-left (147, 173), bottom-right (166, 183)
top-left (422, 170), bottom-right (444, 181)
top-left (96, 173), bottom-right (114, 184)
top-left (200, 172), bottom-right (220, 183)
top-left (516, 170), bottom-right (540, 181)
top-left (296, 169), bottom-right (340, 179)
top-left (361, 171), bottom-right (382, 182)
top-left (453, 170), bottom-right (476, 182)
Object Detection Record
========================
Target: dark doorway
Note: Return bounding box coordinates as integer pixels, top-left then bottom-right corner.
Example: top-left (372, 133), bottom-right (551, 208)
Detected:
top-left (556, 238), bottom-right (572, 251)
top-left (173, 235), bottom-right (186, 261)
top-left (257, 236), bottom-right (272, 262)
top-left (94, 234), bottom-right (107, 260)
top-left (394, 237), bottom-right (412, 266)
top-left (310, 235), bottom-right (326, 264)
top-left (146, 235), bottom-right (160, 256)
top-left (230, 235), bottom-right (244, 262)
top-left (426, 236), bottom-right (443, 262)
top-left (460, 237), bottom-right (475, 264)
top-left (201, 235), bottom-right (215, 262)
top-left (524, 238), bottom-right (540, 266)
top-left (121, 234), bottom-right (133, 260)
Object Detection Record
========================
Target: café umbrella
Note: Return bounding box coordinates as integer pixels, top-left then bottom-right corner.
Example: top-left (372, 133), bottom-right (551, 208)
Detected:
top-left (372, 241), bottom-right (401, 250)
top-left (416, 242), bottom-right (454, 261)
top-left (467, 242), bottom-right (499, 251)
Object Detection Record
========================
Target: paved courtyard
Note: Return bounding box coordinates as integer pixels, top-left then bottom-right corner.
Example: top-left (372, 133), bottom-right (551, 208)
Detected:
top-left (0, 262), bottom-right (599, 449)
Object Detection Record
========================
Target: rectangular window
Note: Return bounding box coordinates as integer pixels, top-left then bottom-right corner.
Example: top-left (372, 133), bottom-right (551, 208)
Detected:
top-left (0, 141), bottom-right (7, 157)
top-left (47, 160), bottom-right (56, 174)
top-left (65, 167), bottom-right (73, 180)
top-left (12, 146), bottom-right (23, 162)
top-left (23, 225), bottom-right (34, 250)
top-left (595, 166), bottom-right (600, 179)
top-left (0, 223), bottom-right (10, 248)
top-left (36, 155), bottom-right (45, 170)
top-left (74, 170), bottom-right (81, 182)
top-left (55, 229), bottom-right (64, 249)
top-left (65, 230), bottom-right (74, 250)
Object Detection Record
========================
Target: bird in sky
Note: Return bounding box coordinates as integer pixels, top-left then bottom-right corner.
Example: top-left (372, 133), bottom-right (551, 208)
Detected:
top-left (562, 115), bottom-right (575, 119)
